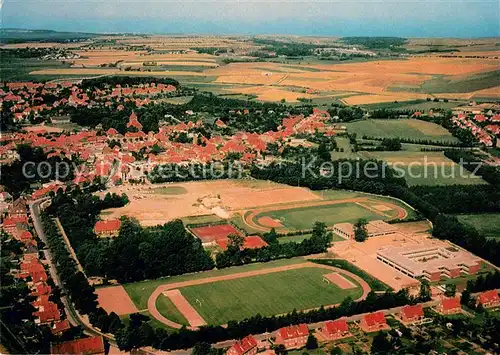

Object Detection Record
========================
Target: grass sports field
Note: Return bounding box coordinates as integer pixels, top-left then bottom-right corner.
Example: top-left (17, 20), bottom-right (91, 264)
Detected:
top-left (176, 268), bottom-right (362, 325)
top-left (124, 259), bottom-right (306, 310)
top-left (254, 203), bottom-right (384, 230)
top-left (457, 213), bottom-right (500, 239)
top-left (345, 119), bottom-right (460, 143)
top-left (241, 189), bottom-right (415, 233)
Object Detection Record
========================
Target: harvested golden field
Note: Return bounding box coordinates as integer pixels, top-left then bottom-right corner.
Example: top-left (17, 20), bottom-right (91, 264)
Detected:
top-left (0, 42), bottom-right (90, 49)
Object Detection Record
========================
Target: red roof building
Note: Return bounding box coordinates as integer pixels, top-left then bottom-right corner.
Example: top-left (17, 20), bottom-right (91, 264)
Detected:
top-left (275, 324), bottom-right (309, 349)
top-left (320, 318), bottom-right (351, 341)
top-left (52, 319), bottom-right (71, 335)
top-left (50, 336), bottom-right (105, 354)
top-left (226, 335), bottom-right (258, 355)
top-left (436, 297), bottom-right (461, 315)
top-left (400, 304), bottom-right (424, 324)
top-left (476, 290), bottom-right (500, 309)
top-left (359, 311), bottom-right (390, 333)
top-left (216, 235), bottom-right (268, 251)
top-left (33, 300), bottom-right (60, 324)
top-left (94, 220), bottom-right (121, 237)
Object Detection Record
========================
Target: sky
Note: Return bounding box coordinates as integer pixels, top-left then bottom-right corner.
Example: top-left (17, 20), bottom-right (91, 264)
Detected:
top-left (2, 0), bottom-right (499, 38)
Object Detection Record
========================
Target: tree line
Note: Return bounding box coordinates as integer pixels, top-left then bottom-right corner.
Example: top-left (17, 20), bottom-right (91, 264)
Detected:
top-left (215, 222), bottom-right (332, 268)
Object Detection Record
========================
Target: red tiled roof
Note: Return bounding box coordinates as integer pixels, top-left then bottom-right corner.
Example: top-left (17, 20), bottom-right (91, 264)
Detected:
top-left (477, 290), bottom-right (499, 305)
top-left (324, 319), bottom-right (348, 335)
top-left (441, 297), bottom-right (461, 311)
top-left (363, 311), bottom-right (386, 327)
top-left (50, 336), bottom-right (105, 354)
top-left (52, 319), bottom-right (71, 335)
top-left (277, 324), bottom-right (309, 340)
top-left (401, 304), bottom-right (423, 320)
top-left (229, 335), bottom-right (258, 355)
top-left (94, 220), bottom-right (121, 233)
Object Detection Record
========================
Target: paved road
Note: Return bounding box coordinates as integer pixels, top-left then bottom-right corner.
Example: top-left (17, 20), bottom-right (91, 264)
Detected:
top-left (29, 199), bottom-right (115, 343)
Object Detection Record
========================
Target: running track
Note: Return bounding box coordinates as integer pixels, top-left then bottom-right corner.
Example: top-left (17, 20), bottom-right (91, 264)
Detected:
top-left (147, 261), bottom-right (372, 330)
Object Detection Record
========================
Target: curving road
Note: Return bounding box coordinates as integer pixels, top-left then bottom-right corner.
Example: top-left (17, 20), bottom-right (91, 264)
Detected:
top-left (147, 261), bottom-right (371, 330)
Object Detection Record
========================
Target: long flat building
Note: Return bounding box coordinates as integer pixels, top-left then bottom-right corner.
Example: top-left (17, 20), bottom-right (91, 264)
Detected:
top-left (333, 220), bottom-right (397, 239)
top-left (376, 244), bottom-right (481, 282)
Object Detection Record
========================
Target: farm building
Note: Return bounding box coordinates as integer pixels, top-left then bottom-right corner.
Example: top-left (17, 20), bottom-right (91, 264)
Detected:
top-left (476, 290), bottom-right (500, 309)
top-left (275, 324), bottom-right (309, 349)
top-left (50, 336), bottom-right (105, 355)
top-left (226, 335), bottom-right (258, 355)
top-left (319, 318), bottom-right (351, 341)
top-left (94, 220), bottom-right (121, 237)
top-left (333, 220), bottom-right (397, 239)
top-left (359, 311), bottom-right (390, 333)
top-left (436, 297), bottom-right (462, 315)
top-left (376, 244), bottom-right (481, 281)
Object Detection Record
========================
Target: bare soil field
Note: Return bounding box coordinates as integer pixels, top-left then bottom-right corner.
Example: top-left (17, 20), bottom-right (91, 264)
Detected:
top-left (101, 180), bottom-right (320, 226)
top-left (95, 286), bottom-right (139, 315)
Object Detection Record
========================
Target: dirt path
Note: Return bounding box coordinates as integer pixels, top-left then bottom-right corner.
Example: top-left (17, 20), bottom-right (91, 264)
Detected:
top-left (147, 261), bottom-right (371, 330)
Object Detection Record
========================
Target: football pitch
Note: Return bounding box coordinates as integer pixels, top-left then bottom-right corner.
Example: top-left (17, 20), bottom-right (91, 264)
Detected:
top-left (255, 203), bottom-right (384, 230)
top-left (156, 267), bottom-right (363, 325)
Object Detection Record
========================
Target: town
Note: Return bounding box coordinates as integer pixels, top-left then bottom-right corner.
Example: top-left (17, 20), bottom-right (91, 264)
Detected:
top-left (1, 17), bottom-right (499, 355)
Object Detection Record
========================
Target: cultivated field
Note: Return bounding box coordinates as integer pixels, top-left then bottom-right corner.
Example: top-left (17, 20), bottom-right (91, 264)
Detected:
top-left (457, 213), bottom-right (500, 239)
top-left (357, 151), bottom-right (488, 186)
top-left (345, 119), bottom-right (460, 143)
top-left (18, 36), bottom-right (499, 104)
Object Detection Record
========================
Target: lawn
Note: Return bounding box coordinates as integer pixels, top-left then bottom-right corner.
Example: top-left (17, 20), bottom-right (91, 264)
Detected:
top-left (123, 258), bottom-right (307, 310)
top-left (255, 203), bottom-right (384, 230)
top-left (345, 119), bottom-right (459, 143)
top-left (312, 259), bottom-right (392, 291)
top-left (156, 295), bottom-right (189, 326)
top-left (171, 267), bottom-right (362, 325)
top-left (456, 213), bottom-right (500, 239)
top-left (277, 233), bottom-right (345, 244)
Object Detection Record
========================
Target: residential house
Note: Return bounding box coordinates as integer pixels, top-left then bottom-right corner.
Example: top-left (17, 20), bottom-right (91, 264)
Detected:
top-left (94, 220), bottom-right (121, 237)
top-left (436, 297), bottom-right (462, 315)
top-left (476, 290), bottom-right (500, 309)
top-left (359, 311), bottom-right (389, 333)
top-left (275, 324), bottom-right (309, 349)
top-left (320, 318), bottom-right (351, 341)
top-left (226, 335), bottom-right (258, 355)
top-left (400, 304), bottom-right (425, 324)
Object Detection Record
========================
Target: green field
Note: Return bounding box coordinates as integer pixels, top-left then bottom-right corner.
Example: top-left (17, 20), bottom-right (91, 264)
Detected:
top-left (152, 186), bottom-right (187, 195)
top-left (156, 295), bottom-right (189, 326)
top-left (457, 213), bottom-right (500, 239)
top-left (361, 99), bottom-right (467, 111)
top-left (255, 203), bottom-right (384, 230)
top-left (124, 258), bottom-right (307, 310)
top-left (164, 267), bottom-right (362, 325)
top-left (357, 151), bottom-right (487, 186)
top-left (277, 233), bottom-right (345, 244)
top-left (345, 119), bottom-right (459, 143)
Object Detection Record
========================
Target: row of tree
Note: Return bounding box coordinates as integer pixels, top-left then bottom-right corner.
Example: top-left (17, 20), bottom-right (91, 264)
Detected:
top-left (215, 222), bottom-right (332, 268)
